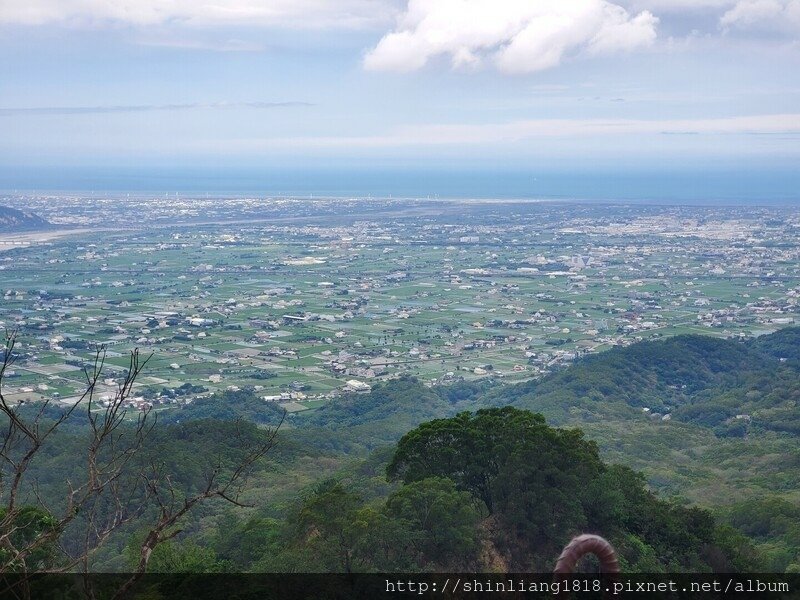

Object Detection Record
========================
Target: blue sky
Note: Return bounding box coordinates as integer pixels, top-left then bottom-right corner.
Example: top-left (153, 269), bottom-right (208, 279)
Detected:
top-left (1, 0), bottom-right (799, 180)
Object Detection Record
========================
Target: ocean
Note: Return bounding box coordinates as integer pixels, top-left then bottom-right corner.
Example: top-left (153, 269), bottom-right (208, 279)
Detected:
top-left (0, 167), bottom-right (798, 205)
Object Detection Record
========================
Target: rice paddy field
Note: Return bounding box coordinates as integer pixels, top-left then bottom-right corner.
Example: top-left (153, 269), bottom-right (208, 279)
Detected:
top-left (1, 196), bottom-right (798, 413)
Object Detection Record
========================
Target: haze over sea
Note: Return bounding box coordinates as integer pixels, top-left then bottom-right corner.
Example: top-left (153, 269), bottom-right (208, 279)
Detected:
top-left (2, 167), bottom-right (798, 206)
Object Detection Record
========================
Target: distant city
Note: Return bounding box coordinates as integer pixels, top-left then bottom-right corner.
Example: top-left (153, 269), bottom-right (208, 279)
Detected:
top-left (1, 196), bottom-right (797, 419)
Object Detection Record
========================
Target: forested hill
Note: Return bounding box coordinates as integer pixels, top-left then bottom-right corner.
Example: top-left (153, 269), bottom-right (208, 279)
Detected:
top-left (145, 328), bottom-right (800, 467)
top-left (168, 328), bottom-right (800, 468)
top-left (297, 328), bottom-right (800, 445)
top-left (284, 329), bottom-right (800, 510)
top-left (284, 328), bottom-right (800, 571)
top-left (0, 205), bottom-right (49, 232)
top-left (749, 326), bottom-right (800, 365)
top-left (6, 328), bottom-right (800, 574)
top-left (490, 331), bottom-right (798, 432)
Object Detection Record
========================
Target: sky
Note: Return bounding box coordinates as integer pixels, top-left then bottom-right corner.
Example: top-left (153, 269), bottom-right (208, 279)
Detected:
top-left (1, 0), bottom-right (799, 195)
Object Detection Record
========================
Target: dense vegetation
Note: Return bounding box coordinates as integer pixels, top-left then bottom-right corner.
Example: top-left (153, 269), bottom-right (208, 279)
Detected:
top-left (489, 334), bottom-right (773, 422)
top-left (4, 328), bottom-right (800, 573)
top-left (93, 410), bottom-right (765, 573)
top-left (156, 388), bottom-right (286, 426)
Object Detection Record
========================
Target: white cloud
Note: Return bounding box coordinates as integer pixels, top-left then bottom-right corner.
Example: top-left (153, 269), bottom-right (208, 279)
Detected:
top-left (0, 102), bottom-right (312, 116)
top-left (0, 0), bottom-right (399, 29)
top-left (223, 114), bottom-right (800, 149)
top-left (364, 0), bottom-right (658, 74)
top-left (621, 0), bottom-right (737, 12)
top-left (720, 0), bottom-right (800, 32)
top-left (134, 36), bottom-right (268, 52)
top-left (611, 0), bottom-right (800, 38)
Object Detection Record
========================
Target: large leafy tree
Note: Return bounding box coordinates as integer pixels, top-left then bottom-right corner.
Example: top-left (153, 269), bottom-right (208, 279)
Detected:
top-left (291, 479), bottom-right (365, 573)
top-left (388, 407), bottom-right (601, 515)
top-left (385, 477), bottom-right (481, 570)
top-left (386, 407), bottom-right (742, 571)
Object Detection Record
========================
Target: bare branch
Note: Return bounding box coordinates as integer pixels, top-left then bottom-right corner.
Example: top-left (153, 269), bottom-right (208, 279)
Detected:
top-left (110, 412), bottom-right (285, 600)
top-left (2, 333), bottom-right (281, 600)
top-left (1, 341), bottom-right (156, 576)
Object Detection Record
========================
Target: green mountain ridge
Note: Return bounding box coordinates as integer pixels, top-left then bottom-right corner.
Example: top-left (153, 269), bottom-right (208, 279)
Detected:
top-left (493, 334), bottom-right (775, 422)
top-left (159, 329), bottom-right (800, 508)
top-left (5, 328), bottom-right (800, 573)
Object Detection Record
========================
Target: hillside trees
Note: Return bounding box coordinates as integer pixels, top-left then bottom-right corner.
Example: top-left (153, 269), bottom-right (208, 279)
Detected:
top-left (0, 331), bottom-right (282, 596)
top-left (0, 331), bottom-right (155, 576)
top-left (387, 407), bottom-right (751, 571)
